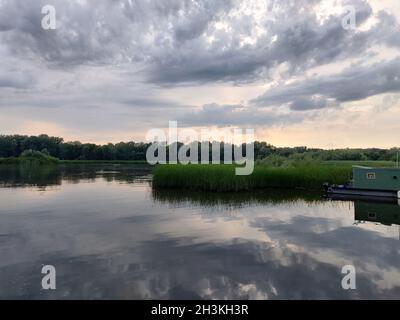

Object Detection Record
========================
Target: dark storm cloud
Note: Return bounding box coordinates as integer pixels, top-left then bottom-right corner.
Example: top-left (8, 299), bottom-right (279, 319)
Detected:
top-left (0, 0), bottom-right (398, 84)
top-left (145, 0), bottom-right (397, 85)
top-left (178, 103), bottom-right (306, 127)
top-left (0, 0), bottom-right (136, 65)
top-left (0, 71), bottom-right (34, 89)
top-left (252, 58), bottom-right (400, 110)
top-left (120, 97), bottom-right (188, 109)
top-left (0, 0), bottom-right (400, 133)
top-left (0, 0), bottom-right (236, 66)
top-left (289, 96), bottom-right (334, 111)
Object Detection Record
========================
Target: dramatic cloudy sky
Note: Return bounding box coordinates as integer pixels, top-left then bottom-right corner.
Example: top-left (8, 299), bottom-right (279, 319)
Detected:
top-left (0, 0), bottom-right (400, 147)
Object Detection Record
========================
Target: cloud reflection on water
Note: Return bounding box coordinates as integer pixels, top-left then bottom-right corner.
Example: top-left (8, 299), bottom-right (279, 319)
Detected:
top-left (0, 165), bottom-right (399, 299)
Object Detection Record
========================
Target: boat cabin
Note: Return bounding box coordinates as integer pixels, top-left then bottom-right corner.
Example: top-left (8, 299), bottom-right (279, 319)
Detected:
top-left (352, 166), bottom-right (400, 191)
top-left (354, 201), bottom-right (400, 226)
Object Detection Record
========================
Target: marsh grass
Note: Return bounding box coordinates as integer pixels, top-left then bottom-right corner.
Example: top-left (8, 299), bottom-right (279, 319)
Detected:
top-left (153, 163), bottom-right (352, 192)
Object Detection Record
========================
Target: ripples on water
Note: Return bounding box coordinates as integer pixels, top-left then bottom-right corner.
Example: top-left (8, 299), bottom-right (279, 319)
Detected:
top-left (0, 164), bottom-right (399, 299)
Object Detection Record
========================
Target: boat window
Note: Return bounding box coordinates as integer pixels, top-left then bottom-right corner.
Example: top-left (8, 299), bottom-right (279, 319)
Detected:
top-left (366, 172), bottom-right (376, 179)
top-left (368, 213), bottom-right (377, 219)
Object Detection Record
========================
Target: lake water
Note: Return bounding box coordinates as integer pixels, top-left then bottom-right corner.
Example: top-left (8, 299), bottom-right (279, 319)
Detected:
top-left (0, 164), bottom-right (399, 299)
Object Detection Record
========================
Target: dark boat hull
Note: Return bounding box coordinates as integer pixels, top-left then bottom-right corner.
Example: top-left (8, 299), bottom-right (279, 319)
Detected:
top-left (325, 185), bottom-right (399, 199)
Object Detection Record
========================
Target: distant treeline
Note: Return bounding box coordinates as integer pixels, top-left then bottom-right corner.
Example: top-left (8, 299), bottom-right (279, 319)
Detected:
top-left (0, 134), bottom-right (399, 162)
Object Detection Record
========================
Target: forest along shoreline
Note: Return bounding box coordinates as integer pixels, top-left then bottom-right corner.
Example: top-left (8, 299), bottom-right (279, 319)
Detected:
top-left (0, 134), bottom-right (398, 192)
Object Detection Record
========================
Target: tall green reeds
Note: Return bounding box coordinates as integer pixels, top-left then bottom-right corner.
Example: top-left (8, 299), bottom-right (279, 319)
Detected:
top-left (152, 163), bottom-right (352, 192)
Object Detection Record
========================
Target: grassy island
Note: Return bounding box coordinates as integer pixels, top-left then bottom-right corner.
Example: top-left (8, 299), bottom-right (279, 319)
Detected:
top-left (152, 163), bottom-right (353, 192)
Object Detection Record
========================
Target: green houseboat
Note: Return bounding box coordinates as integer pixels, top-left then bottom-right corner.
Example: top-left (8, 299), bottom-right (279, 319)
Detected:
top-left (354, 201), bottom-right (400, 226)
top-left (325, 166), bottom-right (400, 198)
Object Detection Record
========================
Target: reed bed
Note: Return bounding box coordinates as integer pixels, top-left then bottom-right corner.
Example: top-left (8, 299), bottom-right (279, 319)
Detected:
top-left (152, 164), bottom-right (352, 192)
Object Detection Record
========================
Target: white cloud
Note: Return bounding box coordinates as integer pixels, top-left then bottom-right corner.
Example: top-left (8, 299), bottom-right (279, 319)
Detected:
top-left (0, 0), bottom-right (399, 147)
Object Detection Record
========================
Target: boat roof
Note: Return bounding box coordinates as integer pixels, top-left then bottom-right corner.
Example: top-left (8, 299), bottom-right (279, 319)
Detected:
top-left (352, 165), bottom-right (372, 169)
top-left (352, 165), bottom-right (400, 170)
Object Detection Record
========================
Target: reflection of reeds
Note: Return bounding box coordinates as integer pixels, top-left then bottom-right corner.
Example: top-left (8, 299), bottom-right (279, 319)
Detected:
top-left (153, 164), bottom-right (352, 192)
top-left (152, 188), bottom-right (323, 209)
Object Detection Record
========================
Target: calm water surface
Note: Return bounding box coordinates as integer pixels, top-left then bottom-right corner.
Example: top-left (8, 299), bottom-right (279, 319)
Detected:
top-left (0, 164), bottom-right (399, 299)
